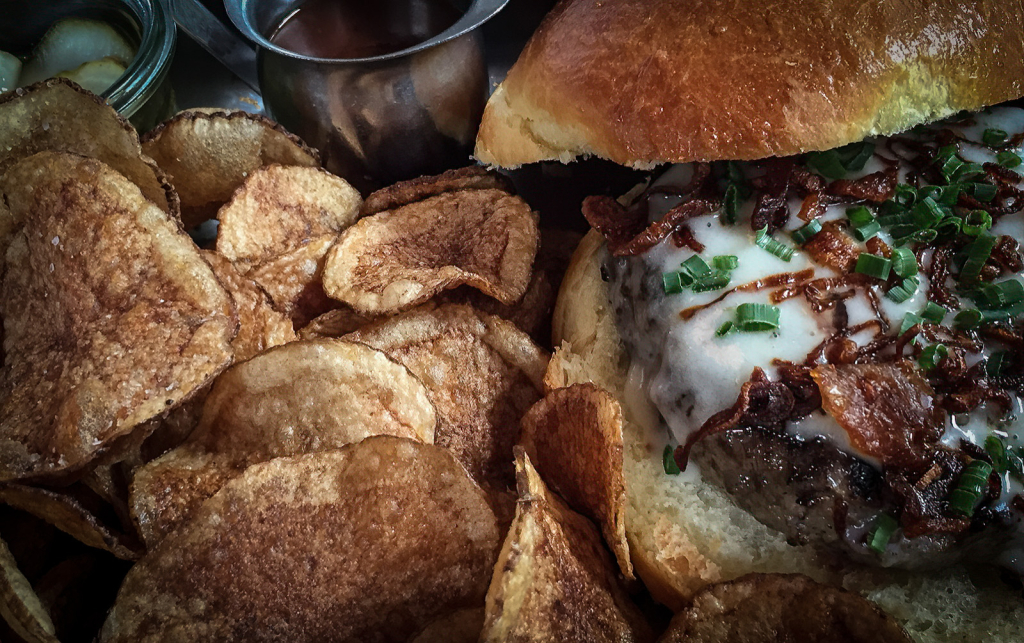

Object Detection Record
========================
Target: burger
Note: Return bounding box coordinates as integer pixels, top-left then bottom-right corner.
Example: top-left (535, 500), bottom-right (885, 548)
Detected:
top-left (475, 0), bottom-right (1024, 639)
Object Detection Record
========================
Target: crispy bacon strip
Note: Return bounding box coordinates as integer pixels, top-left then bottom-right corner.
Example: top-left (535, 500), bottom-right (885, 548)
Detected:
top-left (812, 361), bottom-right (944, 468)
top-left (750, 159), bottom-right (795, 234)
top-left (826, 166), bottom-right (898, 202)
top-left (675, 369), bottom-right (796, 471)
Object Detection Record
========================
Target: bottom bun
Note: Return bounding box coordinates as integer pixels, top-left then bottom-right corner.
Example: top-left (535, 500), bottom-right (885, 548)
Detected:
top-left (548, 230), bottom-right (1024, 642)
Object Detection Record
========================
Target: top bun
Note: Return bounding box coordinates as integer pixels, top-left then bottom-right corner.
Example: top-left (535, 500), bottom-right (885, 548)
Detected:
top-left (475, 0), bottom-right (1024, 168)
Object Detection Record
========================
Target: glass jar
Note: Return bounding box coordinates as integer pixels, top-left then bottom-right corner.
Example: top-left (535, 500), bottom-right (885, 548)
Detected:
top-left (0, 0), bottom-right (177, 131)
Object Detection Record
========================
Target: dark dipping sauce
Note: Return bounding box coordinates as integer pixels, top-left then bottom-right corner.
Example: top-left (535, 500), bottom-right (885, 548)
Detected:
top-left (269, 0), bottom-right (462, 59)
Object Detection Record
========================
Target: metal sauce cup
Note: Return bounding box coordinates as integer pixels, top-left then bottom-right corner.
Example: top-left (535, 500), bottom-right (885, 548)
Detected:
top-left (226, 0), bottom-right (508, 193)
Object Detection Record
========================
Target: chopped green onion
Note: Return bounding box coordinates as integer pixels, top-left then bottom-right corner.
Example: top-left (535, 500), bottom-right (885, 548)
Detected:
top-left (985, 435), bottom-right (1008, 474)
top-left (663, 272), bottom-right (685, 294)
top-left (663, 445), bottom-right (681, 475)
top-left (867, 514), bottom-right (898, 555)
top-left (691, 271), bottom-right (732, 293)
top-left (1007, 447), bottom-right (1024, 483)
top-left (952, 162), bottom-right (985, 182)
top-left (852, 220), bottom-right (882, 242)
top-left (997, 151), bottom-right (1022, 168)
top-left (713, 255), bottom-right (739, 270)
top-left (969, 183), bottom-right (997, 202)
top-left (735, 302), bottom-right (781, 332)
top-left (847, 205), bottom-right (874, 227)
top-left (724, 183), bottom-right (740, 225)
top-left (715, 320), bottom-right (737, 337)
top-left (894, 184), bottom-right (917, 207)
top-left (806, 149), bottom-right (847, 179)
top-left (934, 144), bottom-right (958, 166)
top-left (726, 161), bottom-right (746, 186)
top-left (892, 247), bottom-right (918, 278)
top-left (855, 253), bottom-right (892, 280)
top-left (959, 233), bottom-right (997, 283)
top-left (974, 279), bottom-right (1024, 309)
top-left (791, 219), bottom-right (823, 245)
top-left (909, 228), bottom-right (939, 244)
top-left (880, 210), bottom-right (913, 228)
top-left (918, 343), bottom-right (948, 371)
top-left (886, 276), bottom-right (919, 304)
top-left (934, 216), bottom-right (962, 238)
top-left (681, 255), bottom-right (712, 279)
top-left (847, 205), bottom-right (881, 241)
top-left (939, 154), bottom-right (963, 181)
top-left (840, 141), bottom-right (875, 172)
top-left (987, 351), bottom-right (1009, 379)
top-left (899, 312), bottom-right (925, 336)
top-left (953, 308), bottom-right (982, 330)
top-left (755, 226), bottom-right (794, 261)
top-left (879, 200), bottom-right (907, 218)
top-left (963, 210), bottom-right (993, 236)
top-left (983, 128), bottom-right (1008, 146)
top-left (981, 301), bottom-right (1024, 323)
top-left (948, 460), bottom-right (993, 517)
top-left (911, 197), bottom-right (944, 229)
top-left (920, 302), bottom-right (947, 324)
top-left (921, 184), bottom-right (961, 206)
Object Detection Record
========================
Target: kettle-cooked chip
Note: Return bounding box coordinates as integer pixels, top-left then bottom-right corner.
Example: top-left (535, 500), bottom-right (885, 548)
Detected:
top-left (361, 165), bottom-right (515, 216)
top-left (298, 305), bottom-right (379, 340)
top-left (481, 448), bottom-right (654, 643)
top-left (201, 250), bottom-right (296, 361)
top-left (323, 189), bottom-right (539, 315)
top-left (0, 483), bottom-right (141, 560)
top-left (130, 339), bottom-right (437, 547)
top-left (0, 534), bottom-right (58, 643)
top-left (0, 152), bottom-right (236, 481)
top-left (520, 384), bottom-right (632, 579)
top-left (659, 573), bottom-right (913, 643)
top-left (440, 228), bottom-right (583, 347)
top-left (141, 110), bottom-right (320, 229)
top-left (102, 437), bottom-right (504, 642)
top-left (0, 79), bottom-right (177, 219)
top-left (216, 165), bottom-right (362, 264)
top-left (346, 303), bottom-right (547, 490)
top-left (245, 234), bottom-right (339, 329)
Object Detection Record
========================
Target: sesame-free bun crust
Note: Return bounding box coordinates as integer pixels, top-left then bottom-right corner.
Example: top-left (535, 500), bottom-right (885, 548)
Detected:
top-left (476, 0), bottom-right (1024, 168)
top-left (547, 230), bottom-right (1024, 642)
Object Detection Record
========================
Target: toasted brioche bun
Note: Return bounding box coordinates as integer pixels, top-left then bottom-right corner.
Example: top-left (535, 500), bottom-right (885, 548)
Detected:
top-left (547, 230), bottom-right (1024, 642)
top-left (475, 0), bottom-right (1024, 168)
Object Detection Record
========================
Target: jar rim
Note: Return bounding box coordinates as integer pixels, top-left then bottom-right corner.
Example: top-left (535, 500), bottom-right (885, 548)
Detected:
top-left (104, 0), bottom-right (176, 117)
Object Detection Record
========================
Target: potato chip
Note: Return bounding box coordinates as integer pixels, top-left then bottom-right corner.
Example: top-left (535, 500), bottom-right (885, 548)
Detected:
top-left (102, 437), bottom-right (504, 642)
top-left (410, 608), bottom-right (485, 643)
top-left (323, 189), bottom-right (539, 314)
top-left (0, 79), bottom-right (176, 218)
top-left (520, 384), bottom-right (631, 579)
top-left (0, 483), bottom-right (141, 560)
top-left (32, 551), bottom-right (132, 643)
top-left (0, 152), bottom-right (236, 481)
top-left (346, 303), bottom-right (547, 490)
top-left (141, 110), bottom-right (320, 229)
top-left (0, 533), bottom-right (58, 643)
top-left (130, 339), bottom-right (437, 547)
top-left (215, 164), bottom-right (361, 264)
top-left (440, 228), bottom-right (583, 347)
top-left (361, 165), bottom-right (515, 216)
top-left (245, 234), bottom-right (339, 329)
top-left (298, 305), bottom-right (379, 340)
top-left (201, 250), bottom-right (296, 361)
top-left (660, 573), bottom-right (913, 643)
top-left (481, 448), bottom-right (654, 642)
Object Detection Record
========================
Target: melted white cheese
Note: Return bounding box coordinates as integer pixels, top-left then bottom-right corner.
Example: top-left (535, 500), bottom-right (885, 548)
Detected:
top-left (617, 106), bottom-right (1024, 574)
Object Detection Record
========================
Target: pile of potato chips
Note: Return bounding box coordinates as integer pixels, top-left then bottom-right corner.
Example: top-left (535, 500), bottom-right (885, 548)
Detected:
top-left (0, 79), bottom-right (911, 643)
